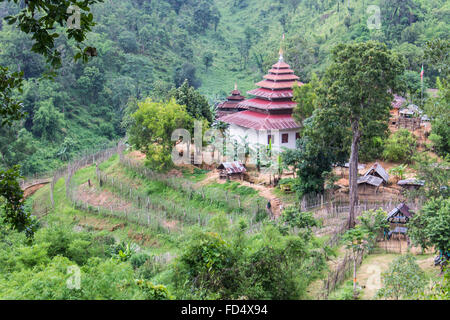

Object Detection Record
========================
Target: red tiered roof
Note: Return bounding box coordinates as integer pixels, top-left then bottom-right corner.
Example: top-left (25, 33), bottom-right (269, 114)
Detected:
top-left (272, 61), bottom-right (291, 69)
top-left (238, 98), bottom-right (297, 111)
top-left (268, 68), bottom-right (295, 74)
top-left (219, 111), bottom-right (299, 130)
top-left (247, 88), bottom-right (293, 99)
top-left (264, 74), bottom-right (300, 81)
top-left (219, 54), bottom-right (302, 131)
top-left (217, 85), bottom-right (245, 111)
top-left (255, 80), bottom-right (300, 90)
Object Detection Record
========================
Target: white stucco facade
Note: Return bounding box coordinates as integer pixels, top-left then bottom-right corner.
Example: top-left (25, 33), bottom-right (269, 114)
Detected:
top-left (226, 124), bottom-right (299, 153)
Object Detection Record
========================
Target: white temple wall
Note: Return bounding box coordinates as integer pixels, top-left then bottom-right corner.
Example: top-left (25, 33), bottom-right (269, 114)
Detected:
top-left (226, 124), bottom-right (298, 152)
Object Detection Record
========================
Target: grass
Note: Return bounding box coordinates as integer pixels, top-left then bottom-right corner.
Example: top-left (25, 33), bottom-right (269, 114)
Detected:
top-left (181, 167), bottom-right (210, 182)
top-left (30, 153), bottom-right (270, 262)
top-left (207, 181), bottom-right (258, 196)
top-left (329, 251), bottom-right (440, 300)
top-left (29, 163), bottom-right (180, 257)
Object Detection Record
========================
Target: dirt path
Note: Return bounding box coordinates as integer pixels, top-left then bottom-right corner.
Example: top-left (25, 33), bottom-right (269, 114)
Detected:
top-left (356, 253), bottom-right (437, 300)
top-left (199, 170), bottom-right (283, 218)
top-left (75, 181), bottom-right (180, 232)
top-left (23, 182), bottom-right (50, 199)
top-left (239, 180), bottom-right (283, 218)
top-left (77, 182), bottom-right (132, 211)
top-left (356, 254), bottom-right (397, 299)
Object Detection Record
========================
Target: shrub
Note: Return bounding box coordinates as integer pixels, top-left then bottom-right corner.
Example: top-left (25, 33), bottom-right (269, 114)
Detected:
top-left (130, 253), bottom-right (150, 270)
top-left (329, 281), bottom-right (361, 300)
top-left (383, 129), bottom-right (417, 163)
top-left (376, 254), bottom-right (426, 300)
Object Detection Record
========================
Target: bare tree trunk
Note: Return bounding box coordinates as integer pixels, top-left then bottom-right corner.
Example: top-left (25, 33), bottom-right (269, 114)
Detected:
top-left (348, 119), bottom-right (361, 229)
top-left (353, 256), bottom-right (358, 299)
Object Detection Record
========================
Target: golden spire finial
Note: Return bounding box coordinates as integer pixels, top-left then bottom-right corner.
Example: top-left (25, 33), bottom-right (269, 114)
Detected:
top-left (234, 82), bottom-right (238, 91)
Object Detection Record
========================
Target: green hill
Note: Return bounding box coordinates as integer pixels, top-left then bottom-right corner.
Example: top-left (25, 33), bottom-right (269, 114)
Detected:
top-left (0, 0), bottom-right (448, 175)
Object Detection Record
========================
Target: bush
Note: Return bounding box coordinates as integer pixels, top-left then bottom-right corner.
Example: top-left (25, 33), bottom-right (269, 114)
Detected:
top-left (136, 280), bottom-right (173, 300)
top-left (383, 129), bottom-right (417, 163)
top-left (329, 281), bottom-right (361, 300)
top-left (376, 254), bottom-right (426, 300)
top-left (130, 253), bottom-right (150, 269)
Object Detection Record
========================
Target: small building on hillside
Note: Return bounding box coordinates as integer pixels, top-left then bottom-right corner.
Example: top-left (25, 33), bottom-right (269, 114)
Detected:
top-left (363, 163), bottom-right (389, 185)
top-left (399, 108), bottom-right (415, 118)
top-left (385, 203), bottom-right (415, 240)
top-left (357, 175), bottom-right (383, 194)
top-left (334, 162), bottom-right (366, 178)
top-left (218, 161), bottom-right (246, 180)
top-left (392, 95), bottom-right (406, 110)
top-left (216, 84), bottom-right (246, 118)
top-left (390, 95), bottom-right (406, 119)
top-left (397, 179), bottom-right (425, 191)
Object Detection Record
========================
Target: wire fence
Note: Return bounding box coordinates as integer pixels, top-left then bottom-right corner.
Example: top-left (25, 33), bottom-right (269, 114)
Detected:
top-left (94, 164), bottom-right (266, 234)
top-left (56, 145), bottom-right (267, 235)
top-left (57, 143), bottom-right (124, 207)
top-left (118, 151), bottom-right (269, 222)
top-left (320, 249), bottom-right (366, 299)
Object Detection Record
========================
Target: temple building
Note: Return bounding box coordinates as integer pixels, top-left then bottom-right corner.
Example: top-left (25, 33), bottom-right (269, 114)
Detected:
top-left (218, 50), bottom-right (302, 151)
top-left (216, 83), bottom-right (246, 118)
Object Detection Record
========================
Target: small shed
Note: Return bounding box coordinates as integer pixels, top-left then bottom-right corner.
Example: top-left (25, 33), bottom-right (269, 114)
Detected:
top-left (386, 203), bottom-right (414, 224)
top-left (357, 175), bottom-right (383, 194)
top-left (400, 104), bottom-right (423, 119)
top-left (363, 163), bottom-right (389, 184)
top-left (421, 115), bottom-right (430, 122)
top-left (385, 203), bottom-right (415, 240)
top-left (391, 95), bottom-right (406, 110)
top-left (399, 108), bottom-right (414, 118)
top-left (397, 179), bottom-right (425, 191)
top-left (218, 161), bottom-right (246, 180)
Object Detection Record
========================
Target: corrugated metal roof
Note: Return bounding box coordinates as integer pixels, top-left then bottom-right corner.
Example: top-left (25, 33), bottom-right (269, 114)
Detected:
top-left (399, 108), bottom-right (414, 115)
top-left (397, 179), bottom-right (425, 186)
top-left (357, 175), bottom-right (383, 187)
top-left (247, 88), bottom-right (294, 99)
top-left (218, 110), bottom-right (300, 130)
top-left (217, 161), bottom-right (246, 174)
top-left (237, 98), bottom-right (297, 111)
top-left (387, 203), bottom-right (414, 220)
top-left (256, 80), bottom-right (300, 90)
top-left (263, 74), bottom-right (300, 81)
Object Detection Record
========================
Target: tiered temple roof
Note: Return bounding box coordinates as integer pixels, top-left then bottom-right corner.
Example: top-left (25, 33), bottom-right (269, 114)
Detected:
top-left (219, 52), bottom-right (302, 130)
top-left (216, 83), bottom-right (246, 118)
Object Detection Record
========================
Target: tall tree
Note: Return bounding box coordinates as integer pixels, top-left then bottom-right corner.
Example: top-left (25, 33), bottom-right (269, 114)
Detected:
top-left (168, 80), bottom-right (212, 123)
top-left (128, 98), bottom-right (194, 171)
top-left (0, 0), bottom-right (101, 237)
top-left (321, 42), bottom-right (404, 228)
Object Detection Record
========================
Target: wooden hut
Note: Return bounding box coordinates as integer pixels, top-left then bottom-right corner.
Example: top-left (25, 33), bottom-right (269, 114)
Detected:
top-left (385, 203), bottom-right (415, 240)
top-left (397, 179), bottom-right (425, 191)
top-left (363, 163), bottom-right (389, 185)
top-left (357, 175), bottom-right (383, 194)
top-left (218, 161), bottom-right (246, 181)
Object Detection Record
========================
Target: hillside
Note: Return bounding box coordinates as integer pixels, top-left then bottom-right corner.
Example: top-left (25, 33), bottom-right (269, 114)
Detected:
top-left (0, 0), bottom-right (448, 176)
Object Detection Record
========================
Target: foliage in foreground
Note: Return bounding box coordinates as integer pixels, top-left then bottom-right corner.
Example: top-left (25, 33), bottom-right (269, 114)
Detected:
top-left (376, 254), bottom-right (427, 300)
top-left (0, 224), bottom-right (171, 300)
top-left (408, 197), bottom-right (450, 259)
top-left (171, 215), bottom-right (327, 300)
